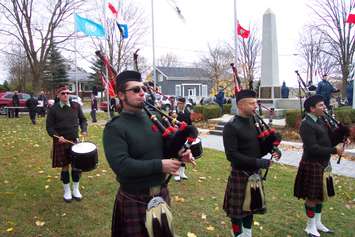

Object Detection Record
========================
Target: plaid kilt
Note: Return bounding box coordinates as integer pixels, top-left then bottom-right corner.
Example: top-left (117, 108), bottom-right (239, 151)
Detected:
top-left (51, 138), bottom-right (75, 168)
top-left (294, 159), bottom-right (326, 201)
top-left (112, 186), bottom-right (170, 237)
top-left (223, 169), bottom-right (266, 219)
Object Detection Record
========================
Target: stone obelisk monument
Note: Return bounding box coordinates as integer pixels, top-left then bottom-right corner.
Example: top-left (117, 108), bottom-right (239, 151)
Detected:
top-left (260, 9), bottom-right (280, 100)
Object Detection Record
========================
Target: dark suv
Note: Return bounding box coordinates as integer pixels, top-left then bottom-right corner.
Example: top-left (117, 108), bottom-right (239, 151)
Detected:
top-left (0, 92), bottom-right (31, 115)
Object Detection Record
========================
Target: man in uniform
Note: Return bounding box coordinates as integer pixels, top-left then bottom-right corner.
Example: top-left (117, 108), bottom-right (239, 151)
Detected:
top-left (294, 95), bottom-right (344, 237)
top-left (12, 90), bottom-right (20, 118)
top-left (173, 97), bottom-right (192, 181)
top-left (26, 93), bottom-right (38, 125)
top-left (103, 70), bottom-right (194, 237)
top-left (223, 90), bottom-right (280, 237)
top-left (46, 85), bottom-right (87, 202)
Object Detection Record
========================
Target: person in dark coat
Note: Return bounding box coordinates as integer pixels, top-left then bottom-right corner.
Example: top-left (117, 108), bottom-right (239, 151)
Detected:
top-left (37, 90), bottom-right (48, 117)
top-left (223, 90), bottom-right (280, 237)
top-left (346, 80), bottom-right (353, 106)
top-left (316, 74), bottom-right (339, 109)
top-left (103, 70), bottom-right (194, 237)
top-left (281, 81), bottom-right (289, 98)
top-left (109, 97), bottom-right (116, 118)
top-left (90, 95), bottom-right (98, 123)
top-left (173, 97), bottom-right (192, 181)
top-left (293, 95), bottom-right (345, 237)
top-left (215, 87), bottom-right (225, 115)
top-left (46, 85), bottom-right (88, 202)
top-left (12, 90), bottom-right (20, 118)
top-left (26, 94), bottom-right (38, 124)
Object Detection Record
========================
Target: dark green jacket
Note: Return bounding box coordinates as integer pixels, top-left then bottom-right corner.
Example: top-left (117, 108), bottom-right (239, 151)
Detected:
top-left (103, 110), bottom-right (164, 189)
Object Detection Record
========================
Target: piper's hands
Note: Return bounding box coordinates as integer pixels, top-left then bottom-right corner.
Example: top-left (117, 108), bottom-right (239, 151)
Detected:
top-left (178, 148), bottom-right (196, 166)
top-left (162, 159), bottom-right (181, 175)
top-left (345, 138), bottom-right (351, 145)
top-left (335, 144), bottom-right (345, 156)
top-left (81, 131), bottom-right (88, 136)
top-left (271, 147), bottom-right (281, 161)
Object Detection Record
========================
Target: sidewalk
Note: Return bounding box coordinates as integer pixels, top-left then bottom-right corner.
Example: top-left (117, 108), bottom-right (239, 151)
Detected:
top-left (199, 132), bottom-right (355, 178)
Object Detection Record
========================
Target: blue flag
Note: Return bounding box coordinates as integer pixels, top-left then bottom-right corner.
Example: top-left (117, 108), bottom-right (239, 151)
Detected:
top-left (75, 14), bottom-right (105, 37)
top-left (116, 23), bottom-right (128, 39)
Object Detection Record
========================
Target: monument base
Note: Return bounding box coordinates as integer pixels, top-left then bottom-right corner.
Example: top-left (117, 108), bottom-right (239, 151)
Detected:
top-left (259, 86), bottom-right (281, 99)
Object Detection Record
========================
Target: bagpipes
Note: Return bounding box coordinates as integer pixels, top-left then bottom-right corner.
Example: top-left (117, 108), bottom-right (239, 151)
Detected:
top-left (230, 63), bottom-right (282, 180)
top-left (295, 70), bottom-right (350, 164)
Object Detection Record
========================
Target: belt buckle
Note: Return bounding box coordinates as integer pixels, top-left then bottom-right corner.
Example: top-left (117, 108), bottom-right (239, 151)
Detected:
top-left (149, 186), bottom-right (161, 196)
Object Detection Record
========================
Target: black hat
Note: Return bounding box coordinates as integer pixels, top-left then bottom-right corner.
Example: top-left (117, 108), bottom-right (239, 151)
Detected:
top-left (177, 97), bottom-right (186, 103)
top-left (304, 95), bottom-right (324, 112)
top-left (236, 90), bottom-right (256, 103)
top-left (116, 70), bottom-right (142, 92)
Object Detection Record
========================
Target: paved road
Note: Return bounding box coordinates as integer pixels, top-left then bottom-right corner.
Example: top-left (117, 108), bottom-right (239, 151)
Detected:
top-left (200, 134), bottom-right (355, 178)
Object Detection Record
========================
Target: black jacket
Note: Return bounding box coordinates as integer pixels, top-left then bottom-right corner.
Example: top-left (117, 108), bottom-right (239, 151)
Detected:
top-left (177, 108), bottom-right (192, 125)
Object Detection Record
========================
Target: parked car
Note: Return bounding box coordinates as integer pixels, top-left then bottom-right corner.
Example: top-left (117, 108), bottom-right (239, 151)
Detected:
top-left (69, 95), bottom-right (83, 106)
top-left (99, 98), bottom-right (120, 112)
top-left (158, 95), bottom-right (193, 111)
top-left (0, 91), bottom-right (31, 115)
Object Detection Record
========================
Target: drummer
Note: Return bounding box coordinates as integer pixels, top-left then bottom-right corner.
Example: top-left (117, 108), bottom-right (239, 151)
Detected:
top-left (46, 85), bottom-right (88, 202)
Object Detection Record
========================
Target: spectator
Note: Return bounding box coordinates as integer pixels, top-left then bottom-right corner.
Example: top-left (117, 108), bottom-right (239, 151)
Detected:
top-left (12, 90), bottom-right (20, 118)
top-left (281, 81), bottom-right (290, 98)
top-left (316, 74), bottom-right (339, 109)
top-left (37, 90), bottom-right (48, 117)
top-left (26, 93), bottom-right (38, 125)
top-left (215, 87), bottom-right (225, 115)
top-left (346, 80), bottom-right (353, 106)
top-left (90, 95), bottom-right (98, 123)
top-left (109, 97), bottom-right (116, 118)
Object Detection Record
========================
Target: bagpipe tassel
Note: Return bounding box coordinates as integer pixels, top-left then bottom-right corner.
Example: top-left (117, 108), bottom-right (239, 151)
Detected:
top-left (161, 210), bottom-right (174, 237)
top-left (326, 175), bottom-right (335, 197)
top-left (152, 213), bottom-right (163, 237)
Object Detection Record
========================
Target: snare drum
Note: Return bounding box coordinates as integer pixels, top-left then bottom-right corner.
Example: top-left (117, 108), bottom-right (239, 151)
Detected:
top-left (71, 142), bottom-right (98, 172)
top-left (190, 137), bottom-right (203, 159)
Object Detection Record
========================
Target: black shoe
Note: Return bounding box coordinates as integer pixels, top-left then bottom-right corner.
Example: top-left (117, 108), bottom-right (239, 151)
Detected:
top-left (72, 195), bottom-right (82, 201)
top-left (63, 198), bottom-right (72, 203)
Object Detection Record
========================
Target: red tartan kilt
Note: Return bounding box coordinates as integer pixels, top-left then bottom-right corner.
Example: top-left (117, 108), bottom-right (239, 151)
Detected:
top-left (294, 159), bottom-right (325, 201)
top-left (112, 186), bottom-right (170, 237)
top-left (51, 138), bottom-right (75, 168)
top-left (223, 169), bottom-right (266, 219)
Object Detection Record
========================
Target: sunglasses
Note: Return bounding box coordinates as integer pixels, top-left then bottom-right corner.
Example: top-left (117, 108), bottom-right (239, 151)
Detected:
top-left (60, 92), bottom-right (70, 95)
top-left (125, 86), bottom-right (147, 93)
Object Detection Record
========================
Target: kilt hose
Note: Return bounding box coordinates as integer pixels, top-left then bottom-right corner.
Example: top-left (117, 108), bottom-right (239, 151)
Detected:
top-left (294, 159), bottom-right (329, 201)
top-left (112, 186), bottom-right (170, 237)
top-left (51, 138), bottom-right (75, 168)
top-left (223, 169), bottom-right (266, 219)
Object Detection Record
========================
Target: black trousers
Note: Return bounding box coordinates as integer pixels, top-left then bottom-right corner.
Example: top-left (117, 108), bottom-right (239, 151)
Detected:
top-left (29, 109), bottom-right (36, 124)
top-left (90, 109), bottom-right (97, 122)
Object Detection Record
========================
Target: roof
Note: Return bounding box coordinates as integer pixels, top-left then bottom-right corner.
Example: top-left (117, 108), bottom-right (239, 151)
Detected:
top-left (67, 66), bottom-right (93, 82)
top-left (156, 66), bottom-right (210, 78)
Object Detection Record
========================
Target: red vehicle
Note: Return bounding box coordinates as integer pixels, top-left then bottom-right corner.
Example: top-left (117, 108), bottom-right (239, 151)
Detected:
top-left (0, 92), bottom-right (31, 115)
top-left (99, 98), bottom-right (121, 112)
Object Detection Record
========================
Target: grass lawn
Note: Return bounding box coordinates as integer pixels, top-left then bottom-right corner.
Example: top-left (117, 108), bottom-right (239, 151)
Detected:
top-left (0, 115), bottom-right (354, 237)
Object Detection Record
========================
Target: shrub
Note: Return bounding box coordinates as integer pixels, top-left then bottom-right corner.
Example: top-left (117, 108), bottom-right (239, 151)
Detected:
top-left (223, 104), bottom-right (232, 114)
top-left (190, 112), bottom-right (204, 122)
top-left (285, 110), bottom-right (302, 129)
top-left (192, 104), bottom-right (231, 120)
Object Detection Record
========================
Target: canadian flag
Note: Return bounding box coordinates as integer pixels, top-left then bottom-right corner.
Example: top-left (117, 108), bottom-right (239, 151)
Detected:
top-left (237, 23), bottom-right (250, 38)
top-left (347, 9), bottom-right (355, 24)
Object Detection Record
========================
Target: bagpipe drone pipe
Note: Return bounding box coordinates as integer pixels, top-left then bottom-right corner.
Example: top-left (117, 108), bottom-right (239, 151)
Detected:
top-left (143, 101), bottom-right (202, 160)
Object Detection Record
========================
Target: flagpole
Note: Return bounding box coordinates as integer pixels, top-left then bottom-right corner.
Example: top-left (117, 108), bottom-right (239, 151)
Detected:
top-left (74, 9), bottom-right (79, 97)
top-left (151, 0), bottom-right (157, 86)
top-left (231, 0), bottom-right (238, 115)
top-left (103, 0), bottom-right (111, 119)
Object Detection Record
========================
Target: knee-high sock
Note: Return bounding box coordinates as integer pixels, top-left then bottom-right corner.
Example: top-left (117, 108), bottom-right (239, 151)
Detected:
top-left (61, 171), bottom-right (70, 184)
top-left (242, 215), bottom-right (253, 229)
top-left (231, 218), bottom-right (242, 236)
top-left (71, 170), bottom-right (81, 182)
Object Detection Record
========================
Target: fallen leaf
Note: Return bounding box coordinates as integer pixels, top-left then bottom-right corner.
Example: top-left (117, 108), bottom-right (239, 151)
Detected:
top-left (35, 220), bottom-right (45, 226)
top-left (201, 213), bottom-right (207, 220)
top-left (206, 225), bottom-right (215, 231)
top-left (38, 170), bottom-right (44, 174)
top-left (45, 185), bottom-right (49, 189)
top-left (6, 227), bottom-right (14, 232)
top-left (199, 176), bottom-right (206, 180)
top-left (187, 232), bottom-right (197, 237)
top-left (254, 221), bottom-right (260, 226)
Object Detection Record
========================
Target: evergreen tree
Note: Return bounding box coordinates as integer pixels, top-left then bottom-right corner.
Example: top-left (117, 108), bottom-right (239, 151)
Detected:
top-left (43, 43), bottom-right (68, 93)
top-left (89, 57), bottom-right (105, 94)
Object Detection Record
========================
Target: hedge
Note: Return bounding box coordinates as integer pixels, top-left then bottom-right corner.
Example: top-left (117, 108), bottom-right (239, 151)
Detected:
top-left (285, 107), bottom-right (355, 128)
top-left (193, 104), bottom-right (232, 120)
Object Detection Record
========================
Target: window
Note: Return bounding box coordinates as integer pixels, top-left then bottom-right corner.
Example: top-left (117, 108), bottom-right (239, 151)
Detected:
top-left (188, 88), bottom-right (196, 97)
top-left (158, 74), bottom-right (164, 82)
top-left (175, 85), bottom-right (181, 96)
top-left (202, 85), bottom-right (208, 97)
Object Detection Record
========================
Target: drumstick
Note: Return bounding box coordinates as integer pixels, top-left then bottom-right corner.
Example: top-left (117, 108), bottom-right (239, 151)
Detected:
top-left (53, 135), bottom-right (75, 145)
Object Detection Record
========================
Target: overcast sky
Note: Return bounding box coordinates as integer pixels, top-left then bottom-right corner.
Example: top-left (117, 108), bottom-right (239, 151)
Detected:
top-left (0, 0), bottom-right (315, 87)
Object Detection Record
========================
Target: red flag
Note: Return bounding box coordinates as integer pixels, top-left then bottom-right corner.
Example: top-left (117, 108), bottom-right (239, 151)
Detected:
top-left (347, 10), bottom-right (355, 24)
top-left (108, 2), bottom-right (118, 16)
top-left (99, 73), bottom-right (116, 97)
top-left (237, 23), bottom-right (250, 38)
top-left (101, 55), bottom-right (116, 90)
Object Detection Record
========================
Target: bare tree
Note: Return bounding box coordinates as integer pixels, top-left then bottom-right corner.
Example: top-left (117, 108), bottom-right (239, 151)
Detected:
top-left (236, 27), bottom-right (261, 90)
top-left (308, 0), bottom-right (355, 95)
top-left (0, 0), bottom-right (83, 93)
top-left (199, 44), bottom-right (234, 92)
top-left (157, 53), bottom-right (179, 67)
